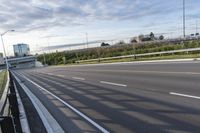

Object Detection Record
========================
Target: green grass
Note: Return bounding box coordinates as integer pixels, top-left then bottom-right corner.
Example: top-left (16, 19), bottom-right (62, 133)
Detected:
top-left (74, 53), bottom-right (200, 65)
top-left (50, 53), bottom-right (200, 67)
top-left (0, 70), bottom-right (7, 98)
top-left (37, 40), bottom-right (200, 65)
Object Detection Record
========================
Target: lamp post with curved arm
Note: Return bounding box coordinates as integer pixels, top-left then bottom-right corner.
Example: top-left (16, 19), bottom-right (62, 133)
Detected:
top-left (0, 30), bottom-right (15, 70)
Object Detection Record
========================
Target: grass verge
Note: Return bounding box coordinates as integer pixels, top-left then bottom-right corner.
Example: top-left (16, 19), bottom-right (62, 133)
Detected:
top-left (0, 70), bottom-right (7, 98)
top-left (51, 53), bottom-right (200, 67)
top-left (75, 53), bottom-right (200, 65)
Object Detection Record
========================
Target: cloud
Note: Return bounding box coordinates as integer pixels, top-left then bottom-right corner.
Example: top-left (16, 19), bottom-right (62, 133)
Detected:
top-left (0, 0), bottom-right (199, 32)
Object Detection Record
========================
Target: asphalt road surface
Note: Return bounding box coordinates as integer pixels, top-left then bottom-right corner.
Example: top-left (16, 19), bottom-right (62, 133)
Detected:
top-left (14, 60), bottom-right (200, 133)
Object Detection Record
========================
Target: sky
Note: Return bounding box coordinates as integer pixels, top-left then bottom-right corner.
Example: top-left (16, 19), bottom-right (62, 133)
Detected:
top-left (0, 0), bottom-right (200, 56)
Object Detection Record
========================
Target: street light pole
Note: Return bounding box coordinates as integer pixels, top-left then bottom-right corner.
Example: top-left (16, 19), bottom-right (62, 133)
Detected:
top-left (0, 35), bottom-right (9, 70)
top-left (0, 30), bottom-right (15, 70)
top-left (183, 0), bottom-right (186, 38)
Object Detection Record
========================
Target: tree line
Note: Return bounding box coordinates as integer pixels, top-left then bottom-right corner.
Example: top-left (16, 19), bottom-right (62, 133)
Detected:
top-left (37, 38), bottom-right (200, 65)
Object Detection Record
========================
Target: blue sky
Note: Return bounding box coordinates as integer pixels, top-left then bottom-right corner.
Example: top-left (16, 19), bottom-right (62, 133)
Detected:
top-left (0, 0), bottom-right (200, 55)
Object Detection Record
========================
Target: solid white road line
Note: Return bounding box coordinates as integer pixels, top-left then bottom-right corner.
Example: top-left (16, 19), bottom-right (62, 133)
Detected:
top-left (13, 72), bottom-right (64, 133)
top-left (170, 92), bottom-right (200, 100)
top-left (17, 72), bottom-right (109, 133)
top-left (47, 73), bottom-right (54, 75)
top-left (100, 81), bottom-right (127, 87)
top-left (72, 77), bottom-right (85, 80)
top-left (57, 75), bottom-right (65, 77)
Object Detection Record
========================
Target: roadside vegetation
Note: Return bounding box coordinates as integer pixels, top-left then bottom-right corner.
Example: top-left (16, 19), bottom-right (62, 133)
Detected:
top-left (0, 70), bottom-right (7, 98)
top-left (77, 54), bottom-right (200, 64)
top-left (37, 39), bottom-right (200, 66)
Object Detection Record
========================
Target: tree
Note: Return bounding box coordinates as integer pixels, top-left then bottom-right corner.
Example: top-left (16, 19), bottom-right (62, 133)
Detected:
top-left (138, 34), bottom-right (144, 40)
top-left (159, 35), bottom-right (164, 40)
top-left (150, 32), bottom-right (155, 40)
top-left (101, 42), bottom-right (110, 47)
top-left (130, 38), bottom-right (137, 43)
top-left (139, 34), bottom-right (151, 42)
top-left (119, 40), bottom-right (125, 45)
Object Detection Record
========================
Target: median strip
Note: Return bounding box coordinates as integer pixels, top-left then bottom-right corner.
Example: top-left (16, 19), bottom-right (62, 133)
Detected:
top-left (169, 92), bottom-right (200, 100)
top-left (100, 81), bottom-right (127, 87)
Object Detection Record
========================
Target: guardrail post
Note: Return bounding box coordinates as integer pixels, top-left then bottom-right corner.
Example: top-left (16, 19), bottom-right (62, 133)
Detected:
top-left (134, 54), bottom-right (137, 60)
top-left (7, 73), bottom-right (22, 133)
top-left (8, 94), bottom-right (19, 118)
top-left (8, 93), bottom-right (22, 133)
top-left (0, 117), bottom-right (15, 133)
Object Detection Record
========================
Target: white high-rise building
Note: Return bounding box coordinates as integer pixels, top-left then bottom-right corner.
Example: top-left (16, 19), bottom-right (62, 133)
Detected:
top-left (13, 43), bottom-right (30, 57)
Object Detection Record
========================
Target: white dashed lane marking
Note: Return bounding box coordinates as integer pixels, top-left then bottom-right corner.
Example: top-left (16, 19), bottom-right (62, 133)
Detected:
top-left (100, 81), bottom-right (127, 87)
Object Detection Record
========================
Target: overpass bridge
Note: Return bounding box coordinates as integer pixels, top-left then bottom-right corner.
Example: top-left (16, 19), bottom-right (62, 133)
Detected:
top-left (8, 56), bottom-right (37, 68)
top-left (0, 56), bottom-right (37, 69)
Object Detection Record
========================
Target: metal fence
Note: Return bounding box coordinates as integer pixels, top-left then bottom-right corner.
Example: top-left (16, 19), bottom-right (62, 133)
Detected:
top-left (0, 71), bottom-right (22, 133)
top-left (76, 47), bottom-right (200, 63)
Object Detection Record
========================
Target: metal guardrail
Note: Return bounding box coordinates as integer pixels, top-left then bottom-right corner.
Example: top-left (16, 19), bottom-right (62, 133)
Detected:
top-left (0, 116), bottom-right (15, 133)
top-left (76, 47), bottom-right (200, 63)
top-left (0, 71), bottom-right (22, 133)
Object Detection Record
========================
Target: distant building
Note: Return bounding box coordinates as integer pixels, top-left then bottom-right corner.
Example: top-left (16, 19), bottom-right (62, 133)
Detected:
top-left (13, 43), bottom-right (30, 57)
top-left (0, 53), bottom-right (4, 64)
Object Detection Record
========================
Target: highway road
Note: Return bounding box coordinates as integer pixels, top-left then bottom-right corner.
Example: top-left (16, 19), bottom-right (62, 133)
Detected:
top-left (13, 60), bottom-right (200, 133)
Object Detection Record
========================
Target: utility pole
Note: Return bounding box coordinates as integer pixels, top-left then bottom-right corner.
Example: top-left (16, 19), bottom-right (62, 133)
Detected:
top-left (43, 52), bottom-right (46, 65)
top-left (196, 20), bottom-right (198, 34)
top-left (183, 0), bottom-right (186, 38)
top-left (42, 46), bottom-right (46, 65)
top-left (47, 37), bottom-right (50, 53)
